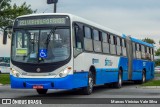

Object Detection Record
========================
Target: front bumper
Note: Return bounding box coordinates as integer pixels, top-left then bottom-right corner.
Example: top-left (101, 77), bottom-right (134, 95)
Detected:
top-left (10, 75), bottom-right (74, 89)
top-left (10, 72), bottom-right (88, 89)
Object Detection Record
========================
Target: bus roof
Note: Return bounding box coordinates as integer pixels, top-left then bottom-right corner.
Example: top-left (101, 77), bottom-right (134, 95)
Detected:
top-left (17, 13), bottom-right (123, 36)
top-left (130, 37), bottom-right (154, 47)
top-left (17, 13), bottom-right (154, 48)
top-left (122, 35), bottom-right (154, 47)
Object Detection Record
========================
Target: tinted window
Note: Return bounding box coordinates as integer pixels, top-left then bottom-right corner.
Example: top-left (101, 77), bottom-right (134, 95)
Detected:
top-left (110, 35), bottom-right (115, 45)
top-left (84, 26), bottom-right (91, 39)
top-left (93, 29), bottom-right (99, 41)
top-left (117, 37), bottom-right (121, 46)
top-left (102, 32), bottom-right (108, 43)
top-left (141, 45), bottom-right (145, 52)
top-left (122, 39), bottom-right (126, 47)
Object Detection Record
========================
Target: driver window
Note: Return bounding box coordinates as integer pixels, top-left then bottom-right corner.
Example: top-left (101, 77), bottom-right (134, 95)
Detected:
top-left (74, 24), bottom-right (83, 49)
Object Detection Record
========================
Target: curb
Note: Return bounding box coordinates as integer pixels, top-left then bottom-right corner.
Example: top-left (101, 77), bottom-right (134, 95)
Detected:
top-left (138, 86), bottom-right (160, 89)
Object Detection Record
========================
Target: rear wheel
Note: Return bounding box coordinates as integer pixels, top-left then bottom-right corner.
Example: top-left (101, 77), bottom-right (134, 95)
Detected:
top-left (134, 70), bottom-right (146, 84)
top-left (114, 70), bottom-right (122, 88)
top-left (141, 70), bottom-right (146, 84)
top-left (36, 89), bottom-right (48, 95)
top-left (83, 72), bottom-right (94, 95)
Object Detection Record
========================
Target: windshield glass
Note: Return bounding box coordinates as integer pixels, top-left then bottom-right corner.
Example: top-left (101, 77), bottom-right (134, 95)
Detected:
top-left (11, 28), bottom-right (70, 63)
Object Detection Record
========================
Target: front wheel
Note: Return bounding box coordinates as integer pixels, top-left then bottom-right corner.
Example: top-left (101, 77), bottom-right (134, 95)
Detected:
top-left (82, 72), bottom-right (94, 95)
top-left (36, 89), bottom-right (48, 95)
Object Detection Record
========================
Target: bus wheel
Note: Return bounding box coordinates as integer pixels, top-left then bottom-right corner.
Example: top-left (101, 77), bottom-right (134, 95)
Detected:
top-left (83, 72), bottom-right (94, 95)
top-left (36, 89), bottom-right (48, 95)
top-left (141, 70), bottom-right (146, 84)
top-left (114, 70), bottom-right (122, 88)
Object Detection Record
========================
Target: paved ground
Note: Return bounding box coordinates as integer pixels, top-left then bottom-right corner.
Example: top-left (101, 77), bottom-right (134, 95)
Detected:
top-left (0, 82), bottom-right (160, 98)
top-left (0, 82), bottom-right (160, 107)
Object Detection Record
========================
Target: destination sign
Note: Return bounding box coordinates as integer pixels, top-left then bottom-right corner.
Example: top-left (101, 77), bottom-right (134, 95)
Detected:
top-left (17, 18), bottom-right (66, 26)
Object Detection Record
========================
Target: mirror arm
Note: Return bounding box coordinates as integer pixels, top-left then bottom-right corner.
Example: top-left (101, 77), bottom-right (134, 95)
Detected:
top-left (3, 26), bottom-right (13, 44)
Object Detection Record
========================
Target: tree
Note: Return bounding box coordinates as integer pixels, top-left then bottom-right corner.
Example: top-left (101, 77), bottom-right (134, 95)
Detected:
top-left (142, 38), bottom-right (155, 44)
top-left (155, 48), bottom-right (160, 56)
top-left (0, 0), bottom-right (36, 30)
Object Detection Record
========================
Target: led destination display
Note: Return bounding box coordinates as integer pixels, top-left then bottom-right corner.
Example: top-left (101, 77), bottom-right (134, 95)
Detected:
top-left (18, 18), bottom-right (66, 26)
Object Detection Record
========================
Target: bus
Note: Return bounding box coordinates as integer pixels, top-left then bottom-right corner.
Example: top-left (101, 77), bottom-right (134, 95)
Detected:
top-left (3, 13), bottom-right (154, 95)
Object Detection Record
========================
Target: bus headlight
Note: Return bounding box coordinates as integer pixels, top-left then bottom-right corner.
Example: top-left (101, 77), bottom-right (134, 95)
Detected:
top-left (10, 68), bottom-right (21, 78)
top-left (58, 67), bottom-right (72, 78)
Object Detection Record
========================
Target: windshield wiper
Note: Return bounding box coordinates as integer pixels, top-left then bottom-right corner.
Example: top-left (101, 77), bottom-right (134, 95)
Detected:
top-left (45, 28), bottom-right (56, 49)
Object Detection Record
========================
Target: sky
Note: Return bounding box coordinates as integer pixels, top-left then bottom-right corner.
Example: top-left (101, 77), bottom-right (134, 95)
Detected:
top-left (0, 0), bottom-right (160, 56)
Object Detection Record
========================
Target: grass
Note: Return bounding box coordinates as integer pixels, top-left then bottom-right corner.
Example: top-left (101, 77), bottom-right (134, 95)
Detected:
top-left (141, 73), bottom-right (160, 86)
top-left (155, 73), bottom-right (160, 77)
top-left (0, 74), bottom-right (10, 85)
top-left (142, 80), bottom-right (160, 86)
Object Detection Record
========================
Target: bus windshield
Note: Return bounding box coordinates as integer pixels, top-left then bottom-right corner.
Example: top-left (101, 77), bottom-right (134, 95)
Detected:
top-left (11, 28), bottom-right (70, 64)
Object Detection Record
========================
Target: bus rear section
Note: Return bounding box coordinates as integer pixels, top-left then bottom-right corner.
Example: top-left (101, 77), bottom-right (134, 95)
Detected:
top-left (123, 36), bottom-right (154, 82)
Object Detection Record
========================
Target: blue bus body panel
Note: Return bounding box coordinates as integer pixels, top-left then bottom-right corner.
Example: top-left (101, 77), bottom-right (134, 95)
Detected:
top-left (132, 59), bottom-right (154, 80)
top-left (10, 58), bottom-right (154, 89)
top-left (95, 68), bottom-right (118, 85)
top-left (118, 57), bottom-right (128, 81)
top-left (10, 72), bottom-right (88, 89)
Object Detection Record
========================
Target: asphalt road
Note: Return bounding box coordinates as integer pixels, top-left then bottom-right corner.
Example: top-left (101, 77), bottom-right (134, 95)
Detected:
top-left (0, 82), bottom-right (160, 98)
top-left (0, 82), bottom-right (160, 107)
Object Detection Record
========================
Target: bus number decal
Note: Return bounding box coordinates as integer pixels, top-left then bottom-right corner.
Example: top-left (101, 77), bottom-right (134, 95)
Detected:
top-left (92, 58), bottom-right (99, 64)
top-left (105, 58), bottom-right (113, 66)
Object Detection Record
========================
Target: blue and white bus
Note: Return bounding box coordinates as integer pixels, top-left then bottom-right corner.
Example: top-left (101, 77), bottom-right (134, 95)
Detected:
top-left (3, 13), bottom-right (154, 95)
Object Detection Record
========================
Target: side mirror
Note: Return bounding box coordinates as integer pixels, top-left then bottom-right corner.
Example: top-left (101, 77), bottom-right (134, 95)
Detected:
top-left (3, 26), bottom-right (12, 44)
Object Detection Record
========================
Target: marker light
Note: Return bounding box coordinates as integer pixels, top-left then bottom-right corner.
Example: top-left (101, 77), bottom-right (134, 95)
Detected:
top-left (58, 67), bottom-right (72, 78)
top-left (10, 68), bottom-right (21, 78)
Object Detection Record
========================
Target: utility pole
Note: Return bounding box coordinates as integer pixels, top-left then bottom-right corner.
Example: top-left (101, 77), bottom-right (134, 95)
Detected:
top-left (47, 0), bottom-right (58, 13)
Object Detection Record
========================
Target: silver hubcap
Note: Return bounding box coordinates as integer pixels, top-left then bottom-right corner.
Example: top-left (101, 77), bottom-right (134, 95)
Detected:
top-left (119, 74), bottom-right (122, 86)
top-left (89, 76), bottom-right (93, 91)
top-left (143, 73), bottom-right (145, 82)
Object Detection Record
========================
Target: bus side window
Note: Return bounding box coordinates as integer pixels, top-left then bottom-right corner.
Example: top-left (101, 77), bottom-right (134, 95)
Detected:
top-left (93, 29), bottom-right (102, 53)
top-left (74, 24), bottom-right (83, 49)
top-left (116, 37), bottom-right (122, 55)
top-left (110, 35), bottom-right (116, 55)
top-left (136, 43), bottom-right (141, 59)
top-left (146, 47), bottom-right (150, 60)
top-left (73, 23), bottom-right (83, 57)
top-left (132, 42), bottom-right (136, 58)
top-left (102, 32), bottom-right (110, 54)
top-left (84, 26), bottom-right (91, 39)
top-left (141, 45), bottom-right (145, 59)
top-left (151, 48), bottom-right (154, 61)
top-left (122, 39), bottom-right (127, 56)
top-left (83, 26), bottom-right (93, 51)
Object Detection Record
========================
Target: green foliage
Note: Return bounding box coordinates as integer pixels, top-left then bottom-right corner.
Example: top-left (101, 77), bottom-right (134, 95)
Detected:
top-left (142, 38), bottom-right (155, 44)
top-left (155, 48), bottom-right (160, 56)
top-left (0, 0), bottom-right (36, 29)
top-left (0, 74), bottom-right (10, 85)
top-left (155, 59), bottom-right (160, 66)
top-left (141, 80), bottom-right (160, 86)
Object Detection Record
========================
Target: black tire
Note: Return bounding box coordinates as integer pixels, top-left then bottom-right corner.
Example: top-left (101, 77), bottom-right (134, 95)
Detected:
top-left (82, 72), bottom-right (94, 95)
top-left (134, 70), bottom-right (146, 84)
top-left (114, 70), bottom-right (122, 88)
top-left (141, 70), bottom-right (146, 84)
top-left (36, 89), bottom-right (48, 95)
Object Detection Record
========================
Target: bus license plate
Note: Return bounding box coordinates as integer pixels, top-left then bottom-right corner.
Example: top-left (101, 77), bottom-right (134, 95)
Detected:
top-left (33, 85), bottom-right (43, 89)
